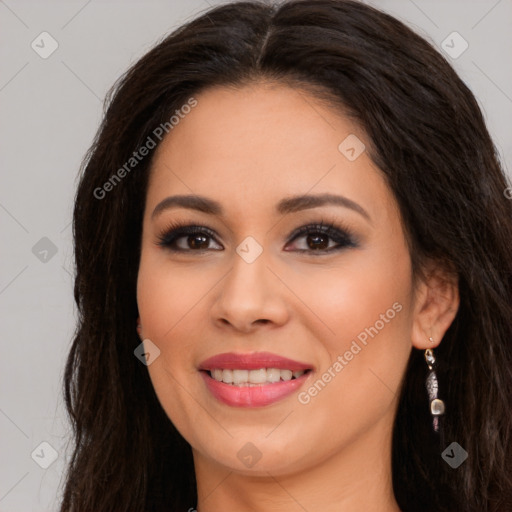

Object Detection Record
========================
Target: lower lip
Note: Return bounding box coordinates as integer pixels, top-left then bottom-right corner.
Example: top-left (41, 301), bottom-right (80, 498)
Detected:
top-left (200, 371), bottom-right (311, 407)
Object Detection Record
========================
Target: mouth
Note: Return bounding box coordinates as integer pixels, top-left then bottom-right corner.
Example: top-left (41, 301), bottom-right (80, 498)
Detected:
top-left (198, 352), bottom-right (314, 407)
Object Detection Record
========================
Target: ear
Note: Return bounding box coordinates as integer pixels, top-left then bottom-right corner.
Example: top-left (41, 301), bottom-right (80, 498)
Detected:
top-left (411, 261), bottom-right (459, 349)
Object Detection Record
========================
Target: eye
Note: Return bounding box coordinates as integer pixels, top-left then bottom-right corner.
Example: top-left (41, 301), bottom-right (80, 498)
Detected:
top-left (156, 222), bottom-right (222, 252)
top-left (285, 221), bottom-right (357, 253)
top-left (156, 219), bottom-right (357, 254)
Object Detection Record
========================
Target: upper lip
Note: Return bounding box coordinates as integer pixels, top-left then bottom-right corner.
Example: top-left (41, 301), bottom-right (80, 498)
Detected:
top-left (198, 352), bottom-right (313, 371)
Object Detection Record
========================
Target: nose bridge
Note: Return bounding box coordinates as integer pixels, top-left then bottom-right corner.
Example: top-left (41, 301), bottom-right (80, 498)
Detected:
top-left (225, 242), bottom-right (271, 301)
top-left (212, 240), bottom-right (288, 330)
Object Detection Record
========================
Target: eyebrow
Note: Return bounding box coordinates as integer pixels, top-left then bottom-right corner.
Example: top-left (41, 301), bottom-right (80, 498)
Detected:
top-left (151, 193), bottom-right (371, 223)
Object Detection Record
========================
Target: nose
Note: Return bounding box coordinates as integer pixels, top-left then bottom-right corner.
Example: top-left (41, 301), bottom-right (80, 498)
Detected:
top-left (210, 248), bottom-right (289, 333)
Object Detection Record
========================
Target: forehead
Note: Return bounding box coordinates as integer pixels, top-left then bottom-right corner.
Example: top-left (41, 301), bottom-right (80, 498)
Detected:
top-left (146, 83), bottom-right (395, 222)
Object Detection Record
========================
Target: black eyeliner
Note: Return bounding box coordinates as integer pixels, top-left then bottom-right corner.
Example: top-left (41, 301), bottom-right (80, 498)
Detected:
top-left (156, 221), bottom-right (219, 249)
top-left (286, 220), bottom-right (358, 253)
top-left (155, 218), bottom-right (358, 253)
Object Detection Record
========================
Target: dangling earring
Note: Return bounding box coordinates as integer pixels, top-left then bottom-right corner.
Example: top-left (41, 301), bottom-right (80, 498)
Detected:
top-left (424, 345), bottom-right (445, 433)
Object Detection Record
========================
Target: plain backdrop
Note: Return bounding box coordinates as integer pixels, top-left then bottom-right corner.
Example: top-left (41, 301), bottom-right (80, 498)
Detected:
top-left (1, 1), bottom-right (511, 510)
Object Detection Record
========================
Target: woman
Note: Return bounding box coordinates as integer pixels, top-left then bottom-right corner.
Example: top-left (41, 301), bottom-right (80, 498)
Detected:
top-left (59, 1), bottom-right (512, 511)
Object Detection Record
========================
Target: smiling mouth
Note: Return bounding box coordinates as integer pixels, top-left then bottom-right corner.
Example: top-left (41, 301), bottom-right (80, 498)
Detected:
top-left (206, 368), bottom-right (312, 386)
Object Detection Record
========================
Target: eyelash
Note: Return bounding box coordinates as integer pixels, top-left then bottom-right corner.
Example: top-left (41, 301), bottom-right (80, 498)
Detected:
top-left (155, 219), bottom-right (358, 254)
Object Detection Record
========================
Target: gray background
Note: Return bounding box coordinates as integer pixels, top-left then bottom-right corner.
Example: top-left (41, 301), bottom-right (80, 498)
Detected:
top-left (1, 1), bottom-right (511, 510)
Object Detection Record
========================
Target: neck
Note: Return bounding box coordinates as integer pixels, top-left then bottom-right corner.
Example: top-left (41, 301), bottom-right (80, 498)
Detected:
top-left (192, 415), bottom-right (401, 512)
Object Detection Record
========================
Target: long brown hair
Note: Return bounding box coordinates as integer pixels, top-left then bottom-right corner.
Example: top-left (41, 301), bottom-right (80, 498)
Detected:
top-left (60, 1), bottom-right (512, 510)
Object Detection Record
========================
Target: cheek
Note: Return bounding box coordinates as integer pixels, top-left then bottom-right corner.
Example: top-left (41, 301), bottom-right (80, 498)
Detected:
top-left (289, 244), bottom-right (411, 348)
top-left (136, 252), bottom-right (207, 432)
top-left (137, 249), bottom-right (206, 341)
top-left (291, 245), bottom-right (413, 409)
top-left (136, 249), bottom-right (222, 401)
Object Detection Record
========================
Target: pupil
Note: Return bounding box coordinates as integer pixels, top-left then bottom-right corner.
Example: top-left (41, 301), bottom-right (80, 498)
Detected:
top-left (307, 234), bottom-right (328, 250)
top-left (190, 235), bottom-right (208, 249)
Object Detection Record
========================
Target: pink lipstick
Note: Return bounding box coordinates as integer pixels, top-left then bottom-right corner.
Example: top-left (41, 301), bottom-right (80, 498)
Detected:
top-left (198, 352), bottom-right (313, 407)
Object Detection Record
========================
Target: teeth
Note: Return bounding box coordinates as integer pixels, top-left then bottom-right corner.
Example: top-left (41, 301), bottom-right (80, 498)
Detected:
top-left (222, 369), bottom-right (233, 384)
top-left (209, 368), bottom-right (306, 386)
top-left (248, 368), bottom-right (267, 384)
top-left (267, 368), bottom-right (281, 383)
top-left (281, 369), bottom-right (292, 381)
top-left (232, 369), bottom-right (249, 385)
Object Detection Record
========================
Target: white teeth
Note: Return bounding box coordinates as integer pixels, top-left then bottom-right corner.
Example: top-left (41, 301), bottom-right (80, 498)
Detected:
top-left (209, 368), bottom-right (306, 386)
top-left (281, 370), bottom-right (292, 381)
top-left (266, 368), bottom-right (281, 383)
top-left (249, 368), bottom-right (267, 384)
top-left (232, 369), bottom-right (249, 385)
top-left (222, 369), bottom-right (233, 384)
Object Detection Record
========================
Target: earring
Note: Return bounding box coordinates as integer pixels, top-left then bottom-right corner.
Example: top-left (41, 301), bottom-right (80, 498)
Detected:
top-left (424, 346), bottom-right (445, 433)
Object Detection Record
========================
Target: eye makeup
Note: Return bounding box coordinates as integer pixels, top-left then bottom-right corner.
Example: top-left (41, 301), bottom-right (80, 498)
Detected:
top-left (155, 217), bottom-right (359, 255)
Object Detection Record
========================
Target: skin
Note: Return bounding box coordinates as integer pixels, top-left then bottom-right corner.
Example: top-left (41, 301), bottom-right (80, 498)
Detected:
top-left (136, 82), bottom-right (459, 512)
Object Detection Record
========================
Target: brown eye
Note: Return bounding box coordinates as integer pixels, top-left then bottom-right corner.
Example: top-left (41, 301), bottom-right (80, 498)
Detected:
top-left (285, 222), bottom-right (357, 253)
top-left (157, 224), bottom-right (223, 252)
top-left (185, 234), bottom-right (209, 249)
top-left (306, 233), bottom-right (330, 250)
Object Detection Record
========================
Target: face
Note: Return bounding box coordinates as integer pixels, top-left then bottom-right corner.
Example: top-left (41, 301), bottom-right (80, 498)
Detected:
top-left (136, 82), bottom-right (416, 477)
